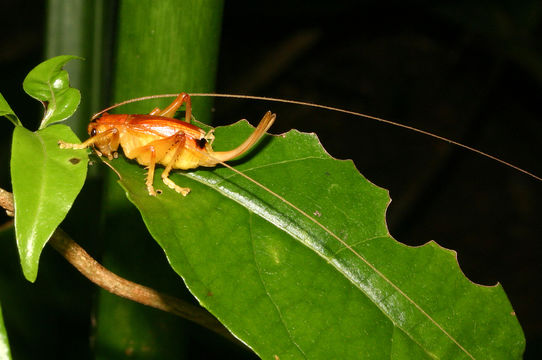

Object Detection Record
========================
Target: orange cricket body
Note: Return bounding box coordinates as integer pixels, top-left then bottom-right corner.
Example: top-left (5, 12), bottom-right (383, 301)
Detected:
top-left (60, 92), bottom-right (275, 196)
top-left (88, 114), bottom-right (216, 169)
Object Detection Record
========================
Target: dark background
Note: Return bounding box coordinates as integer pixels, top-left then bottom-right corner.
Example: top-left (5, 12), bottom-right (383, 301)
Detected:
top-left (1, 0), bottom-right (541, 358)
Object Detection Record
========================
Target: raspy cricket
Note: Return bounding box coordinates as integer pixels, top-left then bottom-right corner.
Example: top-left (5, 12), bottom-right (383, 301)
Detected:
top-left (58, 92), bottom-right (275, 196)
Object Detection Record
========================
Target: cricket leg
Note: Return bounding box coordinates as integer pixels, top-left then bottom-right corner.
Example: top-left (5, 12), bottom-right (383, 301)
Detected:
top-left (155, 92), bottom-right (192, 122)
top-left (58, 128), bottom-right (118, 152)
top-left (126, 140), bottom-right (169, 196)
top-left (148, 107), bottom-right (161, 116)
top-left (125, 134), bottom-right (186, 196)
top-left (204, 129), bottom-right (216, 145)
top-left (145, 147), bottom-right (158, 196)
top-left (161, 133), bottom-right (190, 196)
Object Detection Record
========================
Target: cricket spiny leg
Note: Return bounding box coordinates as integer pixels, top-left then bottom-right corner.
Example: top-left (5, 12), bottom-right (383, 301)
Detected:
top-left (161, 133), bottom-right (190, 196)
top-left (205, 129), bottom-right (215, 145)
top-left (145, 146), bottom-right (158, 196)
top-left (149, 107), bottom-right (161, 115)
top-left (58, 128), bottom-right (118, 150)
top-left (159, 92), bottom-right (192, 122)
top-left (125, 142), bottom-right (162, 196)
top-left (126, 134), bottom-right (189, 196)
top-left (147, 93), bottom-right (191, 121)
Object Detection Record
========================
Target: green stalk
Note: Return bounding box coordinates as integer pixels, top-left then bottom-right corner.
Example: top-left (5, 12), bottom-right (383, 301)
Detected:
top-left (110, 1), bottom-right (223, 123)
top-left (94, 1), bottom-right (227, 358)
top-left (45, 0), bottom-right (111, 137)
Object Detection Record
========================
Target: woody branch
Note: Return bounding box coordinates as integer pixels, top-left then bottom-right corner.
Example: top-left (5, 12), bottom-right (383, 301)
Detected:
top-left (0, 186), bottom-right (240, 346)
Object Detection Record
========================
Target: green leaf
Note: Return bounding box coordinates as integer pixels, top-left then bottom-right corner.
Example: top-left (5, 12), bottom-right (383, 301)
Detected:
top-left (0, 302), bottom-right (11, 360)
top-left (22, 55), bottom-right (82, 129)
top-left (11, 125), bottom-right (88, 282)
top-left (106, 120), bottom-right (524, 359)
top-left (0, 92), bottom-right (21, 127)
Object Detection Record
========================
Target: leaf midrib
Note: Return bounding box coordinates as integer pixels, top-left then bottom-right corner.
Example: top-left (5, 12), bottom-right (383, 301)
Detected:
top-left (39, 73), bottom-right (58, 129)
top-left (183, 158), bottom-right (475, 359)
top-left (28, 131), bottom-right (49, 256)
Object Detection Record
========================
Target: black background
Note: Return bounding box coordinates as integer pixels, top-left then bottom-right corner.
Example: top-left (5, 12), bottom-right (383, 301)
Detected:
top-left (1, 1), bottom-right (541, 358)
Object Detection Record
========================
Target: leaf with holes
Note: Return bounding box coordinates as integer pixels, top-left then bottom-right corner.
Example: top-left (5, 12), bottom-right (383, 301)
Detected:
top-left (22, 55), bottom-right (82, 129)
top-left (105, 119), bottom-right (524, 359)
top-left (11, 125), bottom-right (88, 282)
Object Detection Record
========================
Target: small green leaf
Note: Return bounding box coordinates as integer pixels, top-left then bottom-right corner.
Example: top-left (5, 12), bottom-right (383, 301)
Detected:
top-left (22, 55), bottom-right (82, 129)
top-left (11, 125), bottom-right (88, 282)
top-left (0, 302), bottom-right (11, 360)
top-left (0, 92), bottom-right (21, 127)
top-left (107, 120), bottom-right (524, 359)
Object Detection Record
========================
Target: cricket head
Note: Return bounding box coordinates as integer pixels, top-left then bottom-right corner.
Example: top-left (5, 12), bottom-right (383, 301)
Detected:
top-left (86, 113), bottom-right (126, 157)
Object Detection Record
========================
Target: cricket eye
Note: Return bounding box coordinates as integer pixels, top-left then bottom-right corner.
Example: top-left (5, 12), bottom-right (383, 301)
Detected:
top-left (91, 128), bottom-right (97, 137)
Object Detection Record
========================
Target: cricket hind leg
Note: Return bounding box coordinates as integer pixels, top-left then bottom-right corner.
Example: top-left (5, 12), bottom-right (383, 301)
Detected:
top-left (148, 92), bottom-right (192, 123)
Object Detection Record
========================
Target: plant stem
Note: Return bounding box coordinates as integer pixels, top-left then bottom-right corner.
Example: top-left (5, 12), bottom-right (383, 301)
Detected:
top-left (0, 187), bottom-right (242, 346)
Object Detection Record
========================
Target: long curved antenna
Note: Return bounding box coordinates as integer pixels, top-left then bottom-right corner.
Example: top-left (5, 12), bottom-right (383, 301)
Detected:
top-left (92, 93), bottom-right (541, 182)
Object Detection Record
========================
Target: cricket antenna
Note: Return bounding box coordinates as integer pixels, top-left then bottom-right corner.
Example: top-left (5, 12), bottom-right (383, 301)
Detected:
top-left (91, 94), bottom-right (179, 120)
top-left (91, 92), bottom-right (542, 182)
top-left (191, 93), bottom-right (542, 183)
